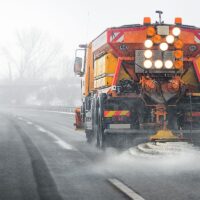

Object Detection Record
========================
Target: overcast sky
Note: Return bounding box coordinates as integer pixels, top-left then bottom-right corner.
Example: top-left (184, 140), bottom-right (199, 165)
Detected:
top-left (0, 0), bottom-right (199, 58)
top-left (0, 0), bottom-right (199, 80)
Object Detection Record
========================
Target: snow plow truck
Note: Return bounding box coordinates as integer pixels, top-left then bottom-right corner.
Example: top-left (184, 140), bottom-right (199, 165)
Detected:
top-left (74, 11), bottom-right (200, 148)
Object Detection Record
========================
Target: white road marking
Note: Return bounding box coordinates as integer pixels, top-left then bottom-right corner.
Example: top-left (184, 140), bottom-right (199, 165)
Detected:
top-left (43, 110), bottom-right (75, 115)
top-left (35, 125), bottom-right (77, 151)
top-left (108, 178), bottom-right (145, 200)
top-left (17, 117), bottom-right (23, 120)
top-left (26, 108), bottom-right (74, 115)
top-left (55, 140), bottom-right (75, 150)
top-left (26, 121), bottom-right (33, 125)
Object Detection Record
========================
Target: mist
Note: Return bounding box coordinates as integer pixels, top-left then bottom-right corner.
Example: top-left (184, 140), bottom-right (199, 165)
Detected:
top-left (0, 28), bottom-right (81, 107)
top-left (82, 143), bottom-right (200, 179)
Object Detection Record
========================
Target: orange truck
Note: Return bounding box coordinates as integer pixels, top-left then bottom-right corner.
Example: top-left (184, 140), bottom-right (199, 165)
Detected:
top-left (74, 11), bottom-right (200, 148)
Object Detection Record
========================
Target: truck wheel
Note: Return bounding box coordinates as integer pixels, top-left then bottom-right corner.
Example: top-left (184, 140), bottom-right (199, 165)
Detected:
top-left (86, 131), bottom-right (93, 143)
top-left (97, 125), bottom-right (106, 149)
top-left (97, 109), bottom-right (106, 149)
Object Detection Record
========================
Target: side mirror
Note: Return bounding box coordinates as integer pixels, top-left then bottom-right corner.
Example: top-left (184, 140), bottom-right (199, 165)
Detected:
top-left (74, 45), bottom-right (87, 76)
top-left (74, 57), bottom-right (83, 76)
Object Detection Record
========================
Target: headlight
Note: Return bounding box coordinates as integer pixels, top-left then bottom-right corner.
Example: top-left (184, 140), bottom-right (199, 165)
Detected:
top-left (144, 60), bottom-right (152, 69)
top-left (144, 39), bottom-right (153, 48)
top-left (172, 27), bottom-right (181, 36)
top-left (166, 35), bottom-right (175, 44)
top-left (164, 60), bottom-right (173, 69)
top-left (144, 50), bottom-right (153, 59)
top-left (154, 60), bottom-right (163, 69)
top-left (159, 42), bottom-right (168, 51)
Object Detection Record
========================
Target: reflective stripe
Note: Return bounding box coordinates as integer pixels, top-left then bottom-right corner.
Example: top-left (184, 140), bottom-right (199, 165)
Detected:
top-left (121, 110), bottom-right (130, 116)
top-left (194, 32), bottom-right (200, 43)
top-left (110, 31), bottom-right (124, 42)
top-left (187, 112), bottom-right (200, 117)
top-left (114, 111), bottom-right (121, 116)
top-left (105, 111), bottom-right (116, 117)
top-left (104, 110), bottom-right (130, 117)
top-left (192, 112), bottom-right (200, 117)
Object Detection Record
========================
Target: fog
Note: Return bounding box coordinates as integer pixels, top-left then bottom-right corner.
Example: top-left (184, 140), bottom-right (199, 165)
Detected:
top-left (0, 28), bottom-right (81, 106)
top-left (0, 0), bottom-right (199, 107)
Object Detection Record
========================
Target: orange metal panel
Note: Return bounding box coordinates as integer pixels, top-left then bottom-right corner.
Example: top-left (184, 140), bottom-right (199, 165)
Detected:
top-left (179, 31), bottom-right (195, 44)
top-left (84, 43), bottom-right (94, 96)
top-left (124, 30), bottom-right (146, 43)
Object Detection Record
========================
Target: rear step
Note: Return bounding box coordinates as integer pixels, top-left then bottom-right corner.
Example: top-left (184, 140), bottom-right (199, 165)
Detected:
top-left (104, 129), bottom-right (200, 135)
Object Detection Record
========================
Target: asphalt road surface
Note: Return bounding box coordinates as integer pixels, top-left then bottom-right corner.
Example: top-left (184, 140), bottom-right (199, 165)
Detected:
top-left (0, 107), bottom-right (200, 200)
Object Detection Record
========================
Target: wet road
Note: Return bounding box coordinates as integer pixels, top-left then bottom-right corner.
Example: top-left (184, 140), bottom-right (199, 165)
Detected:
top-left (0, 107), bottom-right (200, 200)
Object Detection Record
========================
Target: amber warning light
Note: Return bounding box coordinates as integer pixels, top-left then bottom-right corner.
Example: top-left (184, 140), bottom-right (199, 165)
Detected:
top-left (143, 17), bottom-right (151, 25)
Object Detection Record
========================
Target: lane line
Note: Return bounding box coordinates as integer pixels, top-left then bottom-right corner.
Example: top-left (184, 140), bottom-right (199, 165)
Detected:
top-left (24, 108), bottom-right (75, 115)
top-left (42, 110), bottom-right (75, 115)
top-left (108, 178), bottom-right (145, 200)
top-left (26, 121), bottom-right (33, 125)
top-left (17, 116), bottom-right (33, 125)
top-left (16, 115), bottom-right (77, 151)
top-left (35, 125), bottom-right (77, 151)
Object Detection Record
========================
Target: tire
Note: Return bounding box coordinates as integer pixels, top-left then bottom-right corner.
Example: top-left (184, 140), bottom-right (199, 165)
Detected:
top-left (96, 108), bottom-right (106, 149)
top-left (86, 131), bottom-right (93, 143)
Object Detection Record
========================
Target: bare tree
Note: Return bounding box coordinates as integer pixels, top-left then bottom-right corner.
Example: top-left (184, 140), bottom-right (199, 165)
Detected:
top-left (0, 28), bottom-right (81, 105)
top-left (2, 29), bottom-right (62, 80)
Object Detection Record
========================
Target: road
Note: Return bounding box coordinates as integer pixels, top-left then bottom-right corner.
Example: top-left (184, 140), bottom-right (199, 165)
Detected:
top-left (0, 107), bottom-right (200, 200)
